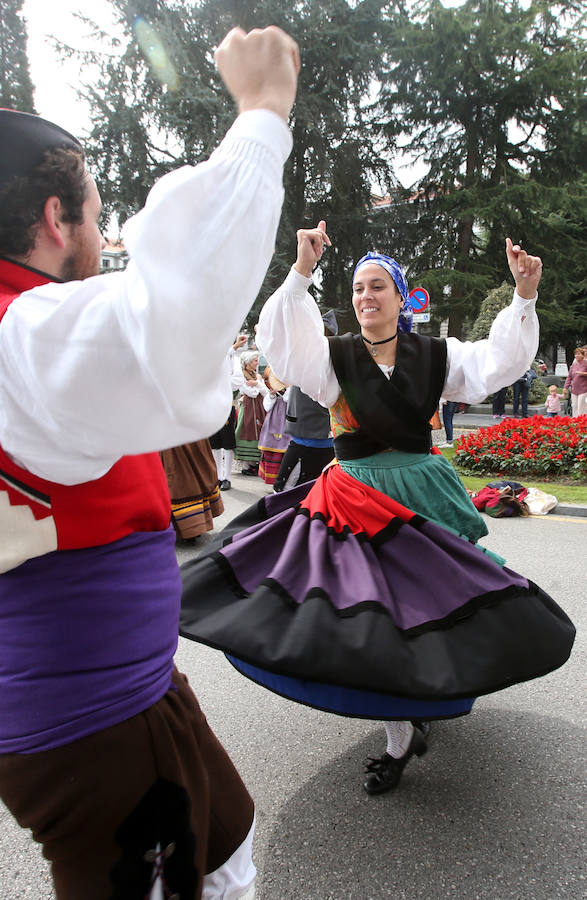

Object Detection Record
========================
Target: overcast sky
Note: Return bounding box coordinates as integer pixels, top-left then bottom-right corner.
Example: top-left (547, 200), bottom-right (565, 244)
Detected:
top-left (23, 0), bottom-right (120, 135)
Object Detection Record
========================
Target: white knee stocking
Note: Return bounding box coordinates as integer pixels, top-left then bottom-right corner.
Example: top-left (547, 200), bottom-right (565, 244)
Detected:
top-left (211, 449), bottom-right (223, 480)
top-left (223, 450), bottom-right (234, 481)
top-left (212, 449), bottom-right (234, 481)
top-left (384, 721), bottom-right (414, 758)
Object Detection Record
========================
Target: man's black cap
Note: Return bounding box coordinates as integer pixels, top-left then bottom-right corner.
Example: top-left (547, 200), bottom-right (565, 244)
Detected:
top-left (0, 109), bottom-right (83, 188)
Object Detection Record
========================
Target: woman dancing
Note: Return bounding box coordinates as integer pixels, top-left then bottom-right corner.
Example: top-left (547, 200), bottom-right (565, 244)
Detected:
top-left (180, 222), bottom-right (574, 794)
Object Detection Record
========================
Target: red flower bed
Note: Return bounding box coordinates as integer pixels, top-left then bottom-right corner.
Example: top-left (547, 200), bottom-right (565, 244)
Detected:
top-left (454, 415), bottom-right (587, 481)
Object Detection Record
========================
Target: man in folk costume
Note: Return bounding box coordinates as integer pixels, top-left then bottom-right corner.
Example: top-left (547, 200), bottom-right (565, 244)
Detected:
top-left (0, 26), bottom-right (299, 900)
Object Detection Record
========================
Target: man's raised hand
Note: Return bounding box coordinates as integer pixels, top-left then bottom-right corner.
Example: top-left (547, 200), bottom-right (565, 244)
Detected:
top-left (215, 26), bottom-right (300, 122)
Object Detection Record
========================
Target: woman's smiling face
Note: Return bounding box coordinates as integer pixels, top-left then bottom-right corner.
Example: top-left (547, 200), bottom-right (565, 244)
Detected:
top-left (351, 263), bottom-right (402, 335)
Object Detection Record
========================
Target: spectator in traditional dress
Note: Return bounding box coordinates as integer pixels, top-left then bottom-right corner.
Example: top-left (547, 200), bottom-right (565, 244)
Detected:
top-left (258, 368), bottom-right (291, 485)
top-left (272, 311), bottom-right (337, 491)
top-left (160, 439), bottom-right (224, 542)
top-left (234, 350), bottom-right (268, 475)
top-left (210, 334), bottom-right (248, 491)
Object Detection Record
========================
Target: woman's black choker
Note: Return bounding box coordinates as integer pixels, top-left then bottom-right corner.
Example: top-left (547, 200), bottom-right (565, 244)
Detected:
top-left (361, 331), bottom-right (398, 357)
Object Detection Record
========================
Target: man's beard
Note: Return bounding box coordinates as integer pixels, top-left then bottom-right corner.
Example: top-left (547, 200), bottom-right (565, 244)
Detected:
top-left (60, 238), bottom-right (100, 282)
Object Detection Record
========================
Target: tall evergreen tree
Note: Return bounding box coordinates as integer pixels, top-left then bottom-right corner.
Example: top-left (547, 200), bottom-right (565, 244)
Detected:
top-left (66, 0), bottom-right (389, 322)
top-left (377, 0), bottom-right (586, 341)
top-left (61, 0), bottom-right (585, 344)
top-left (0, 0), bottom-right (36, 112)
top-left (525, 102), bottom-right (587, 356)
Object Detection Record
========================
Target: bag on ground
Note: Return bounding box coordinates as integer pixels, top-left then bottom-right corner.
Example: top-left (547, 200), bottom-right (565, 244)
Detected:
top-left (524, 487), bottom-right (558, 516)
top-left (472, 483), bottom-right (530, 518)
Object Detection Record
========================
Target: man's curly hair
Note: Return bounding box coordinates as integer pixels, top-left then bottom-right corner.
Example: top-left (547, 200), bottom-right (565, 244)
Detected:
top-left (0, 147), bottom-right (87, 259)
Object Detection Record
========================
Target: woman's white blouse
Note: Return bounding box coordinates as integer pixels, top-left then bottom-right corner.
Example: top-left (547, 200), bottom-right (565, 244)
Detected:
top-left (257, 267), bottom-right (540, 409)
top-left (239, 377), bottom-right (268, 400)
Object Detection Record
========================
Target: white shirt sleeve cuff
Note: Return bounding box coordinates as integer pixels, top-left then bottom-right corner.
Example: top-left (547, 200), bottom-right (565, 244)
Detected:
top-left (283, 266), bottom-right (313, 293)
top-left (224, 110), bottom-right (293, 165)
top-left (513, 289), bottom-right (537, 312)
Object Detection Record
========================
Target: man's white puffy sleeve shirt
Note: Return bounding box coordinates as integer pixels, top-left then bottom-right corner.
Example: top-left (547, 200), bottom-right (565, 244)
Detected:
top-left (0, 111), bottom-right (292, 483)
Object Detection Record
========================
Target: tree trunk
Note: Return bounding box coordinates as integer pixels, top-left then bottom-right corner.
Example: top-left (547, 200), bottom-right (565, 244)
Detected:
top-left (448, 215), bottom-right (474, 339)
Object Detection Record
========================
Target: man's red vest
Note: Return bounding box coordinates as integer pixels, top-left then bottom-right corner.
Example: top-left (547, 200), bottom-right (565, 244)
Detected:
top-left (0, 258), bottom-right (170, 557)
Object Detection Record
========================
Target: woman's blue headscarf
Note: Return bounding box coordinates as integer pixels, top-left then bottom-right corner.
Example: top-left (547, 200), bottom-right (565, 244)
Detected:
top-left (353, 252), bottom-right (413, 333)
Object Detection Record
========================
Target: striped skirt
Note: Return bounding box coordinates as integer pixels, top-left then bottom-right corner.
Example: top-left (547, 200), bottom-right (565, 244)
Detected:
top-left (160, 440), bottom-right (224, 539)
top-left (234, 396), bottom-right (266, 465)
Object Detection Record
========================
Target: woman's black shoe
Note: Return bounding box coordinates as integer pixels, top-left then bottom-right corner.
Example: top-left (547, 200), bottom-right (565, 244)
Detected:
top-left (219, 479), bottom-right (231, 491)
top-left (363, 727), bottom-right (427, 795)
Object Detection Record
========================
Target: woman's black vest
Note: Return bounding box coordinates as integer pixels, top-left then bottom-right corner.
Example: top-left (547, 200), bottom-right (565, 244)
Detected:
top-left (328, 332), bottom-right (447, 460)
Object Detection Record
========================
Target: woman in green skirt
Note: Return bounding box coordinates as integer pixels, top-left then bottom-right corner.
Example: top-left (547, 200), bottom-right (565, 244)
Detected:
top-left (234, 350), bottom-right (267, 476)
top-left (180, 223), bottom-right (574, 795)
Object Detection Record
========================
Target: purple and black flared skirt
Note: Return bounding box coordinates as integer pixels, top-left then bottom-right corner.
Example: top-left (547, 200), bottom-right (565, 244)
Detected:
top-left (180, 456), bottom-right (574, 720)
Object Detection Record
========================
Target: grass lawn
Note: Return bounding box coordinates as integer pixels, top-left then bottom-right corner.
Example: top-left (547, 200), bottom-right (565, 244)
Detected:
top-left (439, 447), bottom-right (587, 505)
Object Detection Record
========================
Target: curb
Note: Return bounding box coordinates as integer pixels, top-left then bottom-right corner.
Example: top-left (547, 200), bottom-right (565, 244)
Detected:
top-left (461, 407), bottom-right (545, 417)
top-left (437, 427), bottom-right (587, 519)
top-left (552, 503), bottom-right (587, 518)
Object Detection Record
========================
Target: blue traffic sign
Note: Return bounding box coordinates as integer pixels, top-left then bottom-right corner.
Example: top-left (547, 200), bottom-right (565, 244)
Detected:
top-left (409, 287), bottom-right (430, 312)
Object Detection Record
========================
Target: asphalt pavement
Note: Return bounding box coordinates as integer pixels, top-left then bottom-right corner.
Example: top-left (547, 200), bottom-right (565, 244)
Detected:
top-left (0, 471), bottom-right (585, 900)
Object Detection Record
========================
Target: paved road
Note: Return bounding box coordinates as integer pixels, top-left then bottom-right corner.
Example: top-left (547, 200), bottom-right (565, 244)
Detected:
top-left (1, 473), bottom-right (585, 899)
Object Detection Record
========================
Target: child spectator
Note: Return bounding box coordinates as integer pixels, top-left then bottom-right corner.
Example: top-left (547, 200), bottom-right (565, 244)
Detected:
top-left (544, 384), bottom-right (564, 417)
